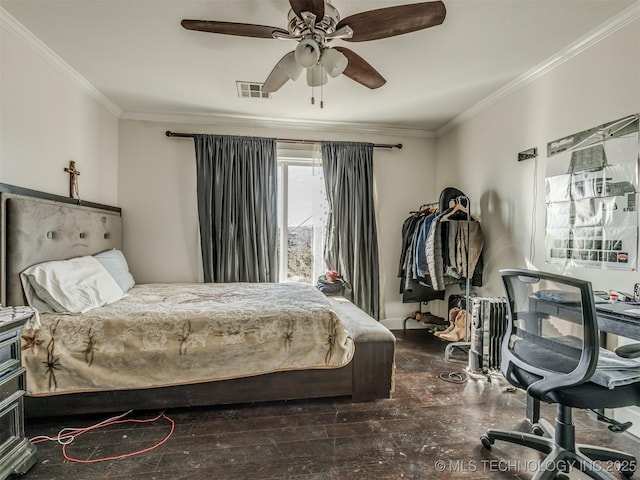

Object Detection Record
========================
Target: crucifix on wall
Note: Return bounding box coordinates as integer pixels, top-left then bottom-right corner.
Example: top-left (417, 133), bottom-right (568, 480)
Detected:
top-left (64, 161), bottom-right (80, 199)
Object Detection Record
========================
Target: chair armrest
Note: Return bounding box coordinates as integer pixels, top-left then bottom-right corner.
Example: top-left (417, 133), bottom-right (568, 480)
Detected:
top-left (615, 343), bottom-right (640, 359)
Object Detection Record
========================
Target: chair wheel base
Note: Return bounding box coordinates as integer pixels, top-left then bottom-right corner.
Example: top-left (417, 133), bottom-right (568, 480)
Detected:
top-left (481, 416), bottom-right (638, 480)
top-left (480, 434), bottom-right (494, 450)
top-left (621, 468), bottom-right (635, 478)
top-left (532, 424), bottom-right (545, 436)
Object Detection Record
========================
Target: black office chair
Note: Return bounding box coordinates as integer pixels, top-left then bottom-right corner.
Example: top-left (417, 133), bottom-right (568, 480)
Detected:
top-left (481, 269), bottom-right (639, 480)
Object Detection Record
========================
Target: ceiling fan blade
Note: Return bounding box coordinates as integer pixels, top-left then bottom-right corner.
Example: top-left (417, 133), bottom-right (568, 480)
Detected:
top-left (289, 0), bottom-right (325, 21)
top-left (263, 68), bottom-right (289, 94)
top-left (262, 51), bottom-right (302, 93)
top-left (337, 1), bottom-right (446, 42)
top-left (181, 20), bottom-right (288, 39)
top-left (334, 47), bottom-right (386, 89)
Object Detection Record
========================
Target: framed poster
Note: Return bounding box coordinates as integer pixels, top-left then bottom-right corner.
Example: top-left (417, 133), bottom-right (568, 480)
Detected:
top-left (545, 113), bottom-right (639, 270)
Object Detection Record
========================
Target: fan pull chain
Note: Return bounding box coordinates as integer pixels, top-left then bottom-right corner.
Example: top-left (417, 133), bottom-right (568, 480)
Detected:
top-left (309, 81), bottom-right (324, 108)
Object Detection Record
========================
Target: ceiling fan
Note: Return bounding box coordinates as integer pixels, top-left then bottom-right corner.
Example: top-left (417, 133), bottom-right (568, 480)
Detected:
top-left (181, 0), bottom-right (446, 101)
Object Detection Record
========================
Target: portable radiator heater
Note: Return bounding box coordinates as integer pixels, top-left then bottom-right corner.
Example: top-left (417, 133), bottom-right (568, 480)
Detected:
top-left (469, 297), bottom-right (508, 374)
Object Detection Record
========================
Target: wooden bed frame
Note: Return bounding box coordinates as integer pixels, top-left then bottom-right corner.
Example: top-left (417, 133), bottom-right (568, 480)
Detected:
top-left (0, 184), bottom-right (395, 418)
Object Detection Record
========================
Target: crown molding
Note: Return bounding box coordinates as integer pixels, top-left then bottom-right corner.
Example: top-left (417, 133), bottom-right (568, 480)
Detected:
top-left (436, 1), bottom-right (640, 137)
top-left (1, 4), bottom-right (429, 137)
top-left (1, 3), bottom-right (429, 140)
top-left (120, 111), bottom-right (436, 139)
top-left (6, 0), bottom-right (636, 140)
top-left (0, 6), bottom-right (123, 118)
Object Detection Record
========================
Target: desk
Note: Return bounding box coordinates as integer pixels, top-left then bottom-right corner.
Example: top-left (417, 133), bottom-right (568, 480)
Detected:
top-left (595, 308), bottom-right (640, 340)
top-left (526, 302), bottom-right (640, 423)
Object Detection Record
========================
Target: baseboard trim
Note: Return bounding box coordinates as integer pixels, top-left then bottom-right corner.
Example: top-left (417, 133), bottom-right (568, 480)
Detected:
top-left (381, 317), bottom-right (430, 331)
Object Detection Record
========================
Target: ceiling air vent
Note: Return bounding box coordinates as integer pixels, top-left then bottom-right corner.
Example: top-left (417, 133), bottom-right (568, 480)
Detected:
top-left (236, 81), bottom-right (270, 99)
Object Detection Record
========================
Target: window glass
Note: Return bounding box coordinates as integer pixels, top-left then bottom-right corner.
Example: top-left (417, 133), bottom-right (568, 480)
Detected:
top-left (277, 144), bottom-right (328, 283)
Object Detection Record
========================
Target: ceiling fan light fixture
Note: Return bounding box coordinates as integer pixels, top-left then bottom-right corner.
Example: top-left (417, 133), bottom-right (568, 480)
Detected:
top-left (320, 48), bottom-right (348, 77)
top-left (262, 51), bottom-right (303, 93)
top-left (183, 0), bottom-right (448, 99)
top-left (307, 64), bottom-right (328, 87)
top-left (294, 38), bottom-right (320, 68)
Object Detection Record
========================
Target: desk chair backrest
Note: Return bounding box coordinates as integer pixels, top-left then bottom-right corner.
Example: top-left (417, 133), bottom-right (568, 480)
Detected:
top-left (499, 269), bottom-right (600, 401)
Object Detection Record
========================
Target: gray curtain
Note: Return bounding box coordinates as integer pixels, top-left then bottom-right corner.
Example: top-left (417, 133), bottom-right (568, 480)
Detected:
top-left (321, 141), bottom-right (380, 319)
top-left (194, 134), bottom-right (277, 283)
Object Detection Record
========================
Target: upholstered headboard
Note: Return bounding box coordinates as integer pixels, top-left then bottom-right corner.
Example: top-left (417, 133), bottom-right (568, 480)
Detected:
top-left (0, 186), bottom-right (122, 307)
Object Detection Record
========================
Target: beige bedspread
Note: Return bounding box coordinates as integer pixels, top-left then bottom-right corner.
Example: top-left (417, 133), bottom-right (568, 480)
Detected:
top-left (21, 282), bottom-right (355, 396)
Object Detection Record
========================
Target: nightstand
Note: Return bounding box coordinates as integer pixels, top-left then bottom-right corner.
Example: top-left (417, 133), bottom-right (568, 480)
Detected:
top-left (0, 307), bottom-right (37, 479)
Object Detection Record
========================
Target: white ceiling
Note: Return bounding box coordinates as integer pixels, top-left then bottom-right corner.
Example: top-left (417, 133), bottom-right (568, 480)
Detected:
top-left (1, 0), bottom-right (636, 133)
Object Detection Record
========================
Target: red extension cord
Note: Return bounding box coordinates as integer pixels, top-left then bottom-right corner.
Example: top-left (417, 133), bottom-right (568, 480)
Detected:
top-left (30, 410), bottom-right (175, 463)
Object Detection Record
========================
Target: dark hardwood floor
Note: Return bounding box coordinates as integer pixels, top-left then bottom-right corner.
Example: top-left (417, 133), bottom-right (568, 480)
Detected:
top-left (20, 330), bottom-right (640, 479)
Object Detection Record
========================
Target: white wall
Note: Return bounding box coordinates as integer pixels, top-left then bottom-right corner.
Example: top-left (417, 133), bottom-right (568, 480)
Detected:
top-left (435, 18), bottom-right (640, 438)
top-left (436, 18), bottom-right (640, 297)
top-left (0, 24), bottom-right (118, 205)
top-left (118, 119), bottom-right (435, 322)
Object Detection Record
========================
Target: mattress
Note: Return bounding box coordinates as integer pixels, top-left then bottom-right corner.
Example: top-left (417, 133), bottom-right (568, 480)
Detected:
top-left (21, 282), bottom-right (355, 396)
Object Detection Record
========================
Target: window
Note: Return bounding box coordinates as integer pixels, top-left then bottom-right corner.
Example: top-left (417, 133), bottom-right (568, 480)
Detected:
top-left (277, 144), bottom-right (328, 284)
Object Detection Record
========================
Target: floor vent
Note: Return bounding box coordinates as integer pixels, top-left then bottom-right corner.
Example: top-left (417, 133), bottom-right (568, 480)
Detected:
top-left (236, 81), bottom-right (270, 99)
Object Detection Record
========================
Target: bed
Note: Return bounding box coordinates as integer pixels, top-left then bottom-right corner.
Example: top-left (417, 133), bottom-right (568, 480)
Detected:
top-left (0, 184), bottom-right (395, 418)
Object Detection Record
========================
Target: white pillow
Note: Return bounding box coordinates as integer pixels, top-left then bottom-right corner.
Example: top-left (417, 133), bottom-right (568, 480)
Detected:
top-left (94, 249), bottom-right (135, 292)
top-left (21, 256), bottom-right (124, 314)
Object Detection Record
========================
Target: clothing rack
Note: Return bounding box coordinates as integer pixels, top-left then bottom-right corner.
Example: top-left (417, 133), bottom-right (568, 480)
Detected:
top-left (399, 191), bottom-right (479, 338)
top-left (165, 131), bottom-right (402, 150)
top-left (409, 202), bottom-right (438, 215)
top-left (443, 194), bottom-right (473, 363)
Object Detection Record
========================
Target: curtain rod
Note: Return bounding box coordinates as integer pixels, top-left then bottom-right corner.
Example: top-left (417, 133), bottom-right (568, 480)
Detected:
top-left (165, 131), bottom-right (402, 150)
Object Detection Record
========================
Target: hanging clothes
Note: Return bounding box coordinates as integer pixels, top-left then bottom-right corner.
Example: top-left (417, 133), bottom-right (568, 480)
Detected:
top-left (431, 192), bottom-right (484, 290)
top-left (414, 210), bottom-right (439, 279)
top-left (398, 188), bottom-right (484, 297)
top-left (398, 207), bottom-right (445, 303)
top-left (456, 221), bottom-right (484, 278)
